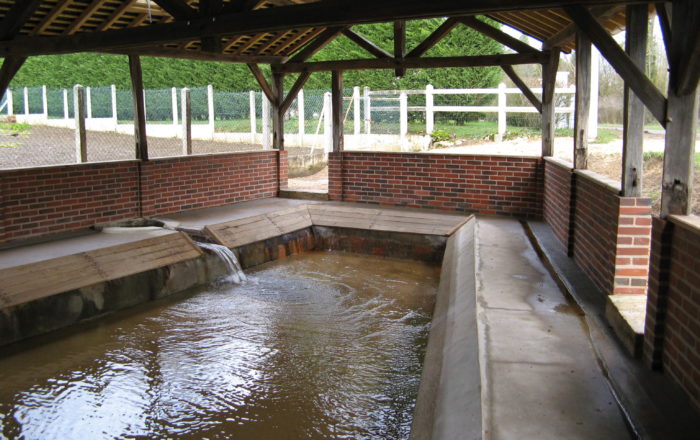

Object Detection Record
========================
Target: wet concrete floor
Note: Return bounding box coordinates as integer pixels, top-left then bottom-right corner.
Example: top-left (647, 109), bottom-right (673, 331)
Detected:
top-left (0, 252), bottom-right (438, 439)
top-left (476, 217), bottom-right (631, 439)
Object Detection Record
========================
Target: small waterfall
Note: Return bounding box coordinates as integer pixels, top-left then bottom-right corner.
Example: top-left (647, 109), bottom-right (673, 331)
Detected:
top-left (197, 242), bottom-right (247, 283)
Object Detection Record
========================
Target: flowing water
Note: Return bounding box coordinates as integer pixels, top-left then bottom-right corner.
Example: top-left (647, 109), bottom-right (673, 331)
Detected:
top-left (197, 241), bottom-right (247, 283)
top-left (0, 252), bottom-right (438, 440)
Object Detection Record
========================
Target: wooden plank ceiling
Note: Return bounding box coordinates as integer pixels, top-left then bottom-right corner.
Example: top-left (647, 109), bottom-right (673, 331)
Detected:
top-left (0, 0), bottom-right (632, 61)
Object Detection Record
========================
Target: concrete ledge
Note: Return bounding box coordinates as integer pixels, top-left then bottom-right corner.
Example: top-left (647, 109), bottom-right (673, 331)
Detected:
top-left (605, 294), bottom-right (646, 357)
top-left (574, 168), bottom-right (622, 194)
top-left (411, 216), bottom-right (481, 440)
top-left (543, 156), bottom-right (574, 169)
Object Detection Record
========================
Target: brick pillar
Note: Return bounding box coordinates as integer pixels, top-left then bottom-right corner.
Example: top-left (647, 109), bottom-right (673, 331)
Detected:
top-left (643, 217), bottom-right (673, 370)
top-left (278, 150), bottom-right (288, 191)
top-left (613, 197), bottom-right (652, 294)
top-left (328, 152), bottom-right (343, 201)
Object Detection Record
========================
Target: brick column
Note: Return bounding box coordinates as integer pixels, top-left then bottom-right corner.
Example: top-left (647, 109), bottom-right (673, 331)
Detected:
top-left (613, 197), bottom-right (653, 294)
top-left (328, 152), bottom-right (343, 201)
top-left (278, 150), bottom-right (288, 191)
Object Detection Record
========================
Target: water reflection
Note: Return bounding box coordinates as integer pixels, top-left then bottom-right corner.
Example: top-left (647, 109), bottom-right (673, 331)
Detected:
top-left (0, 252), bottom-right (438, 440)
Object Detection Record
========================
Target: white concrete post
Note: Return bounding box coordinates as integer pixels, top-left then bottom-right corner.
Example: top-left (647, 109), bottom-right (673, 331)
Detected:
top-left (262, 93), bottom-right (270, 149)
top-left (364, 86), bottom-right (371, 134)
top-left (181, 87), bottom-right (192, 155)
top-left (142, 89), bottom-right (147, 120)
top-left (41, 85), bottom-right (48, 120)
top-left (589, 47), bottom-right (600, 140)
top-left (171, 87), bottom-right (178, 128)
top-left (353, 86), bottom-right (361, 135)
top-left (86, 86), bottom-right (92, 119)
top-left (207, 84), bottom-right (215, 138)
top-left (62, 89), bottom-right (68, 120)
top-left (400, 91), bottom-right (408, 151)
top-left (426, 84), bottom-right (434, 135)
top-left (497, 82), bottom-right (507, 141)
top-left (73, 85), bottom-right (87, 163)
top-left (111, 85), bottom-right (118, 129)
top-left (23, 87), bottom-right (28, 115)
top-left (249, 90), bottom-right (257, 143)
top-left (298, 88), bottom-right (305, 146)
top-left (6, 89), bottom-right (12, 115)
top-left (323, 92), bottom-right (332, 153)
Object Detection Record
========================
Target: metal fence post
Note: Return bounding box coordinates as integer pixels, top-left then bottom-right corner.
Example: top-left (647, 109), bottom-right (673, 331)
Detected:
top-left (111, 85), bottom-right (118, 130)
top-left (207, 84), bottom-right (215, 139)
top-left (363, 86), bottom-right (371, 134)
top-left (262, 93), bottom-right (270, 149)
top-left (324, 92), bottom-right (332, 153)
top-left (73, 85), bottom-right (87, 163)
top-left (23, 87), bottom-right (28, 115)
top-left (249, 90), bottom-right (256, 143)
top-left (353, 86), bottom-right (361, 135)
top-left (400, 91), bottom-right (408, 151)
top-left (171, 87), bottom-right (178, 128)
top-left (181, 87), bottom-right (192, 155)
top-left (426, 84), bottom-right (434, 134)
top-left (7, 89), bottom-right (12, 116)
top-left (298, 88), bottom-right (305, 147)
top-left (497, 82), bottom-right (507, 141)
top-left (62, 89), bottom-right (68, 120)
top-left (86, 86), bottom-right (92, 119)
top-left (42, 85), bottom-right (48, 120)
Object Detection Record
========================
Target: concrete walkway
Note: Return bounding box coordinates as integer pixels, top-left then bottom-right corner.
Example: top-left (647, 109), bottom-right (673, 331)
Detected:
top-left (476, 217), bottom-right (630, 439)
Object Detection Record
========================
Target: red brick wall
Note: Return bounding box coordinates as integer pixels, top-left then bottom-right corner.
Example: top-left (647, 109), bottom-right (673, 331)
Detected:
top-left (543, 158), bottom-right (573, 250)
top-left (572, 170), bottom-right (651, 296)
top-left (1, 151), bottom-right (284, 245)
top-left (1, 162), bottom-right (140, 243)
top-left (141, 152), bottom-right (280, 217)
top-left (328, 152), bottom-right (543, 218)
top-left (644, 216), bottom-right (700, 412)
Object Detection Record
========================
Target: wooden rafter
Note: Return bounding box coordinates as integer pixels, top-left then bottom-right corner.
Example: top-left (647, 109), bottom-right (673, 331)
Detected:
top-left (406, 17), bottom-right (459, 58)
top-left (459, 16), bottom-right (537, 53)
top-left (276, 27), bottom-right (324, 56)
top-left (65, 0), bottom-right (104, 35)
top-left (342, 29), bottom-right (391, 59)
top-left (256, 31), bottom-right (290, 55)
top-left (0, 0), bottom-right (659, 57)
top-left (279, 52), bottom-right (548, 73)
top-left (34, 0), bottom-right (73, 35)
top-left (106, 47), bottom-right (287, 64)
top-left (153, 0), bottom-right (196, 20)
top-left (544, 5), bottom-right (622, 49)
top-left (273, 28), bottom-right (315, 55)
top-left (501, 65), bottom-right (542, 113)
top-left (0, 0), bottom-right (43, 40)
top-left (655, 2), bottom-right (672, 61)
top-left (0, 56), bottom-right (26, 100)
top-left (288, 26), bottom-right (346, 63)
top-left (564, 4), bottom-right (667, 126)
top-left (234, 33), bottom-right (270, 55)
top-left (98, 0), bottom-right (139, 31)
top-left (248, 63), bottom-right (276, 103)
top-left (677, 7), bottom-right (700, 95)
top-left (280, 71), bottom-right (312, 114)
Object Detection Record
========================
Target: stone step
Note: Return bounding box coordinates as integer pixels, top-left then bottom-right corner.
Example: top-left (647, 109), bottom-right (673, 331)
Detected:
top-left (605, 294), bottom-right (646, 357)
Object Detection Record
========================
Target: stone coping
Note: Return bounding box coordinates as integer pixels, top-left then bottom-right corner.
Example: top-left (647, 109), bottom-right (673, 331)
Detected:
top-left (669, 214), bottom-right (700, 235)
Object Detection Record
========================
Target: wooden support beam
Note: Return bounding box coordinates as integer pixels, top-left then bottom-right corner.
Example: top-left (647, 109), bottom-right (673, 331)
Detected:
top-left (331, 70), bottom-right (344, 152)
top-left (181, 87), bottom-right (192, 155)
top-left (279, 52), bottom-right (547, 73)
top-left (0, 0), bottom-right (658, 57)
top-left (98, 0), bottom-right (139, 32)
top-left (281, 71), bottom-right (312, 114)
top-left (394, 20), bottom-right (406, 77)
top-left (655, 2), bottom-right (672, 62)
top-left (289, 26), bottom-right (346, 63)
top-left (104, 47), bottom-right (286, 64)
top-left (247, 63), bottom-right (277, 103)
top-left (564, 5), bottom-right (667, 127)
top-left (200, 0), bottom-right (224, 53)
top-left (0, 56), bottom-right (26, 102)
top-left (622, 4), bottom-right (648, 197)
top-left (34, 0), bottom-right (73, 35)
top-left (406, 18), bottom-right (459, 58)
top-left (129, 55), bottom-right (148, 161)
top-left (0, 0), bottom-right (43, 40)
top-left (661, 0), bottom-right (699, 217)
top-left (501, 65), bottom-right (542, 113)
top-left (342, 29), bottom-right (392, 58)
top-left (574, 32), bottom-right (591, 170)
top-left (541, 48), bottom-right (560, 157)
top-left (544, 5), bottom-right (621, 50)
top-left (74, 85), bottom-right (87, 163)
top-left (459, 16), bottom-right (537, 53)
top-left (65, 0), bottom-right (104, 35)
top-left (153, 0), bottom-right (196, 20)
top-left (676, 6), bottom-right (700, 95)
top-left (271, 70), bottom-right (285, 150)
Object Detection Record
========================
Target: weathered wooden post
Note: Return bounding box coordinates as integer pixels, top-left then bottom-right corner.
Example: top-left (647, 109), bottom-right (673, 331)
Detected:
top-left (324, 92), bottom-right (332, 153)
top-left (111, 85), bottom-right (118, 130)
top-left (298, 88), bottom-right (305, 146)
top-left (497, 82), bottom-right (507, 141)
top-left (574, 32), bottom-right (592, 169)
top-left (41, 85), bottom-right (48, 120)
top-left (73, 84), bottom-right (87, 163)
top-left (364, 86), bottom-right (371, 134)
top-left (425, 84), bottom-right (434, 135)
top-left (249, 90), bottom-right (257, 143)
top-left (541, 49), bottom-right (561, 156)
top-left (622, 4), bottom-right (647, 196)
top-left (207, 84), bottom-right (215, 139)
top-left (181, 87), bottom-right (192, 155)
top-left (262, 94), bottom-right (270, 150)
top-left (400, 91), bottom-right (408, 151)
top-left (171, 87), bottom-right (178, 128)
top-left (331, 71), bottom-right (344, 152)
top-left (271, 71), bottom-right (285, 150)
top-left (128, 55), bottom-right (148, 161)
top-left (353, 86), bottom-right (361, 135)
